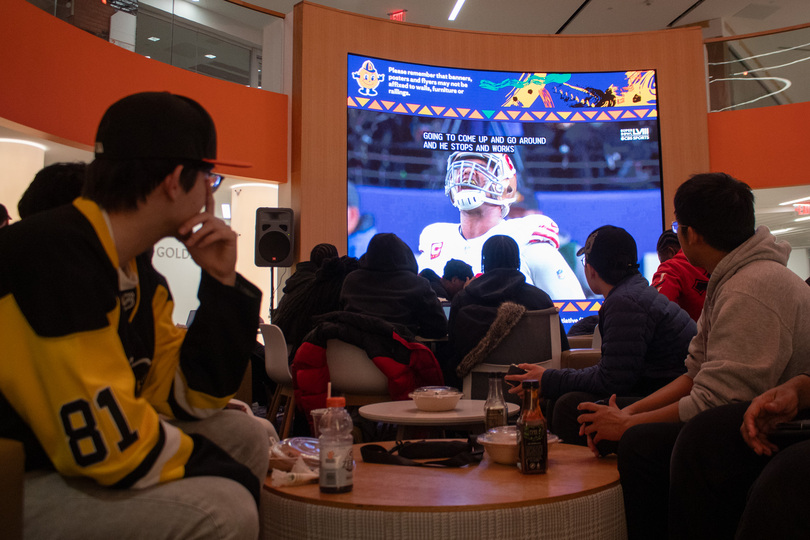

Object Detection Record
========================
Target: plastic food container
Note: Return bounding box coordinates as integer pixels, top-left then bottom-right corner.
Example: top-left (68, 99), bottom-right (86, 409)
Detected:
top-left (408, 386), bottom-right (462, 411)
top-left (477, 425), bottom-right (519, 465)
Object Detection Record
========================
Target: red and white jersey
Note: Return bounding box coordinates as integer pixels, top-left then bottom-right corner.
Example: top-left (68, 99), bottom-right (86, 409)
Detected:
top-left (417, 214), bottom-right (584, 299)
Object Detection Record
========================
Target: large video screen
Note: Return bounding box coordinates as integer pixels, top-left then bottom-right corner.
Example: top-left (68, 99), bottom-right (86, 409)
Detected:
top-left (347, 54), bottom-right (664, 329)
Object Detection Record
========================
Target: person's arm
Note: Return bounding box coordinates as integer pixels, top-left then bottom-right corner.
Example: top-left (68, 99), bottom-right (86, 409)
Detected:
top-left (577, 374), bottom-right (694, 443)
top-left (741, 373), bottom-right (810, 456)
top-left (539, 293), bottom-right (652, 400)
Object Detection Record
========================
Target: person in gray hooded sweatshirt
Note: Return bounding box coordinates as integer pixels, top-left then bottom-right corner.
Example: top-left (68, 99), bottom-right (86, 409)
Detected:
top-left (577, 172), bottom-right (810, 540)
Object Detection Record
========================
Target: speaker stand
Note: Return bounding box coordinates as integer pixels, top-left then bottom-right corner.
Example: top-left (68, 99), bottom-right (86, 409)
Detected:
top-left (269, 266), bottom-right (276, 323)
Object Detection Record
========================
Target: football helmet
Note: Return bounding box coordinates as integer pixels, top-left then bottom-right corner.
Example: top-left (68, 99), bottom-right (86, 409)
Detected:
top-left (445, 152), bottom-right (518, 217)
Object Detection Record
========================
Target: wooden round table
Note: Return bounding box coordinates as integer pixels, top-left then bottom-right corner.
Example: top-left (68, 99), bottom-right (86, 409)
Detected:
top-left (261, 441), bottom-right (626, 540)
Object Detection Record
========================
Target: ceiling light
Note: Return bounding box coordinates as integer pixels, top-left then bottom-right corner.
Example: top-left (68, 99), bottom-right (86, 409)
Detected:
top-left (449, 0), bottom-right (465, 21)
top-left (770, 227), bottom-right (795, 235)
top-left (148, 36), bottom-right (160, 42)
top-left (204, 54), bottom-right (216, 59)
top-left (779, 196), bottom-right (810, 206)
top-left (794, 216), bottom-right (810, 222)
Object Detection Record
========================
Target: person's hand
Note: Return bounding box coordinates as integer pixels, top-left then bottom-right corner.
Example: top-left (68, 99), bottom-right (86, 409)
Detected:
top-left (505, 363), bottom-right (545, 396)
top-left (177, 186), bottom-right (237, 286)
top-left (740, 385), bottom-right (800, 456)
top-left (577, 395), bottom-right (630, 444)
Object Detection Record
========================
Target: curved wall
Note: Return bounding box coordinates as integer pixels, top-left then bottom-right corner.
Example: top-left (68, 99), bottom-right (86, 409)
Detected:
top-left (292, 1), bottom-right (710, 258)
top-left (1, 0), bottom-right (287, 182)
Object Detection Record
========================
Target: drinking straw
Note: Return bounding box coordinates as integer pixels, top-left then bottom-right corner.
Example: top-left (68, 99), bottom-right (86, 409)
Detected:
top-left (327, 382), bottom-right (332, 400)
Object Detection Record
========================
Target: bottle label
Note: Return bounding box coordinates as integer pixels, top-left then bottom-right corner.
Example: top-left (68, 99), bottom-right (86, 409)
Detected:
top-left (320, 444), bottom-right (354, 489)
top-left (518, 423), bottom-right (548, 474)
top-left (484, 406), bottom-right (507, 430)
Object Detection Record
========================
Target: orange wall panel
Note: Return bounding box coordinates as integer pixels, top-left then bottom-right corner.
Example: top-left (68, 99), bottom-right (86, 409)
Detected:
top-left (708, 101), bottom-right (810, 189)
top-left (0, 0), bottom-right (287, 181)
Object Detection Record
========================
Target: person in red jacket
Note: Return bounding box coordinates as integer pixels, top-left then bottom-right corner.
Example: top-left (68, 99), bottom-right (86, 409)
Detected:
top-left (651, 229), bottom-right (710, 321)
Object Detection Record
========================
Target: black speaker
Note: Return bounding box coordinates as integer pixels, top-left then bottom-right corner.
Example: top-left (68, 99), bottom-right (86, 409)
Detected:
top-left (255, 207), bottom-right (294, 267)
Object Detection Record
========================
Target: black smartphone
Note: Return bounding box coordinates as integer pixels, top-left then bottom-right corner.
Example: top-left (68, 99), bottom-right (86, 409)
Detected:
top-left (505, 364), bottom-right (526, 387)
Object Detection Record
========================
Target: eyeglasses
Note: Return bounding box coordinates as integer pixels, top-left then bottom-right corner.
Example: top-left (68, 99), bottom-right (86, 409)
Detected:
top-left (671, 220), bottom-right (679, 234)
top-left (207, 172), bottom-right (223, 193)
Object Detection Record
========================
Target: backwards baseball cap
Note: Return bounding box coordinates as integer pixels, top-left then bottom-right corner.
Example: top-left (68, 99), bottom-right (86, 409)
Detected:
top-left (94, 92), bottom-right (250, 168)
top-left (577, 225), bottom-right (639, 276)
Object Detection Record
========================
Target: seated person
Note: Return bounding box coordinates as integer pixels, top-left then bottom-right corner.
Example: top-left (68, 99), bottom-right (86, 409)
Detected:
top-left (448, 235), bottom-right (569, 389)
top-left (274, 253), bottom-right (358, 361)
top-left (17, 162), bottom-right (87, 218)
top-left (576, 174), bottom-right (810, 540)
top-left (340, 232), bottom-right (446, 339)
top-left (651, 229), bottom-right (710, 321)
top-left (280, 242), bottom-right (338, 296)
top-left (667, 373), bottom-right (810, 539)
top-left (419, 258), bottom-right (473, 302)
top-left (507, 225), bottom-right (696, 445)
top-left (1, 92), bottom-right (268, 539)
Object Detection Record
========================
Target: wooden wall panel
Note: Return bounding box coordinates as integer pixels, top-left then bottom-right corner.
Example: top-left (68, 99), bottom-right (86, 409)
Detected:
top-left (292, 1), bottom-right (710, 258)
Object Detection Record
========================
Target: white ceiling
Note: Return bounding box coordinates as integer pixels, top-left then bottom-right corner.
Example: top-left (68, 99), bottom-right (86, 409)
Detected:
top-left (7, 0), bottom-right (810, 249)
top-left (244, 0), bottom-right (809, 36)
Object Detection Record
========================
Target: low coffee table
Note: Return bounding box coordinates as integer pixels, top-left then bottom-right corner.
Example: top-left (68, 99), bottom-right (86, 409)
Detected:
top-left (262, 441), bottom-right (625, 540)
top-left (358, 399), bottom-right (520, 438)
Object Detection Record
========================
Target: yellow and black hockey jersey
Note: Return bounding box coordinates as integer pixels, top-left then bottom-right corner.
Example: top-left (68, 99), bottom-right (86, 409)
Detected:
top-left (0, 198), bottom-right (261, 498)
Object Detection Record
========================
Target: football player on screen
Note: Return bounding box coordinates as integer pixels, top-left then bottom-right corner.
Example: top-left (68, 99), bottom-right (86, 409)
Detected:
top-left (417, 151), bottom-right (584, 299)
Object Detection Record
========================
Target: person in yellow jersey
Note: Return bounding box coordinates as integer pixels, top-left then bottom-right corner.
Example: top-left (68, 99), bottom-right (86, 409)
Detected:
top-left (0, 92), bottom-right (267, 540)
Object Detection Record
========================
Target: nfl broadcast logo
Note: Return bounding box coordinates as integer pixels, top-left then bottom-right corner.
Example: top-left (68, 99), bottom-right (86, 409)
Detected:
top-left (620, 127), bottom-right (650, 141)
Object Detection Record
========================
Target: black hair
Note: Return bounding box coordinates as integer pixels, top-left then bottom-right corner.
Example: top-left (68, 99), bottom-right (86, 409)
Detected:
top-left (656, 229), bottom-right (680, 261)
top-left (310, 243), bottom-right (339, 267)
top-left (442, 258), bottom-right (474, 281)
top-left (83, 159), bottom-right (209, 212)
top-left (674, 173), bottom-right (755, 253)
top-left (18, 163), bottom-right (87, 219)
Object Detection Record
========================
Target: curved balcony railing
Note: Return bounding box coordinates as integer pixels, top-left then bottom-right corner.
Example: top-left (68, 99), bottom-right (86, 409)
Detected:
top-left (705, 23), bottom-right (810, 112)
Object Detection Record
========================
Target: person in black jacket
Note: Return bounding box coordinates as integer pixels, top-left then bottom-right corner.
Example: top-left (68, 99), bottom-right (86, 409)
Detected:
top-left (506, 225), bottom-right (696, 447)
top-left (340, 232), bottom-right (447, 339)
top-left (447, 235), bottom-right (569, 389)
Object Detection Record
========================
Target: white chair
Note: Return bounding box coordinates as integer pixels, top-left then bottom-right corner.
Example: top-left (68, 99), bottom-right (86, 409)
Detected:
top-left (261, 324), bottom-right (295, 439)
top-left (325, 339), bottom-right (390, 407)
top-left (462, 307), bottom-right (562, 401)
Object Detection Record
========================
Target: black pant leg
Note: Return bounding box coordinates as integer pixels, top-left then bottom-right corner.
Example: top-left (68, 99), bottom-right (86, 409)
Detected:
top-left (669, 402), bottom-right (769, 540)
top-left (618, 422), bottom-right (684, 540)
top-left (735, 438), bottom-right (810, 540)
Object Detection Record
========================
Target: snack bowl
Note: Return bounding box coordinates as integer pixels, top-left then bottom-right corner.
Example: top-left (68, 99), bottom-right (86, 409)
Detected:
top-left (408, 386), bottom-right (462, 412)
top-left (477, 425), bottom-right (519, 465)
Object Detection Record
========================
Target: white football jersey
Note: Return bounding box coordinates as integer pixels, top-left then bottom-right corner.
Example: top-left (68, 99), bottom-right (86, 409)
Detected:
top-left (417, 214), bottom-right (584, 299)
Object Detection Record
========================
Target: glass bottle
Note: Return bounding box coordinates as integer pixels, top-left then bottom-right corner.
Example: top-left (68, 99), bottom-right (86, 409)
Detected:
top-left (318, 396), bottom-right (354, 493)
top-left (517, 379), bottom-right (547, 474)
top-left (484, 372), bottom-right (508, 430)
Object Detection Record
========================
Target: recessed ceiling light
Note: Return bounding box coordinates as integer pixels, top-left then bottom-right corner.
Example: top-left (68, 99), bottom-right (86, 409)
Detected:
top-left (204, 54), bottom-right (216, 59)
top-left (148, 36), bottom-right (160, 42)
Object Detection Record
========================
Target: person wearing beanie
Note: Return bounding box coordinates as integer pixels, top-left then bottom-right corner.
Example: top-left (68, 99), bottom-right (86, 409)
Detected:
top-left (447, 235), bottom-right (568, 389)
top-left (0, 92), bottom-right (268, 539)
top-left (507, 224), bottom-right (696, 452)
